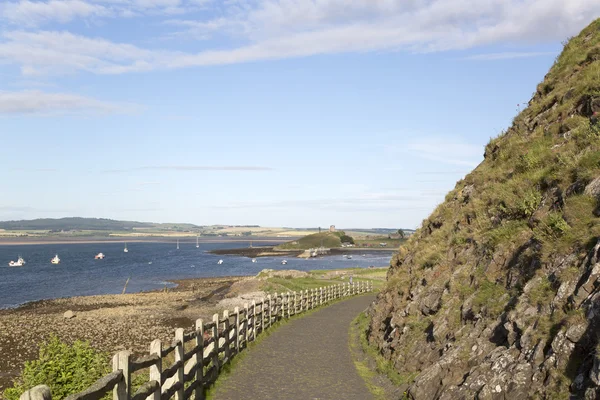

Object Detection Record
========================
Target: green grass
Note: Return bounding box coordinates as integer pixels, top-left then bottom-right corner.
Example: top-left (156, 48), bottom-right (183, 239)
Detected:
top-left (350, 312), bottom-right (417, 389)
top-left (275, 231), bottom-right (345, 250)
top-left (260, 267), bottom-right (388, 294)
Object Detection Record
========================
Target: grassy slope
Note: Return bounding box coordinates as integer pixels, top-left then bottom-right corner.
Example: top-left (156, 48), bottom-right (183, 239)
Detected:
top-left (275, 231), bottom-right (345, 250)
top-left (370, 18), bottom-right (600, 398)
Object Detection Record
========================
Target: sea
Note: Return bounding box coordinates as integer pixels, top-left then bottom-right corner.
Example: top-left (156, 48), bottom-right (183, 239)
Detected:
top-left (0, 241), bottom-right (393, 309)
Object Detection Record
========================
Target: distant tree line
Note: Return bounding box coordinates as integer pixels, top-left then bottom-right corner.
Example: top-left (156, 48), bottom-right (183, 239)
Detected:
top-left (0, 218), bottom-right (153, 231)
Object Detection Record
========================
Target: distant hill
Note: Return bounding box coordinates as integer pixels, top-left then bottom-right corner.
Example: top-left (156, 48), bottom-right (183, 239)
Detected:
top-left (275, 231), bottom-right (350, 250)
top-left (0, 218), bottom-right (157, 231)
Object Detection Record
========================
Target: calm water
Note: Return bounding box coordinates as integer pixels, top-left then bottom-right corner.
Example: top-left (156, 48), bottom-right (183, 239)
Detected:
top-left (0, 241), bottom-right (392, 308)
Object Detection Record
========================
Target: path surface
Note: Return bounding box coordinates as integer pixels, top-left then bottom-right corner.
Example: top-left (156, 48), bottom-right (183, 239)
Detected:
top-left (211, 295), bottom-right (375, 400)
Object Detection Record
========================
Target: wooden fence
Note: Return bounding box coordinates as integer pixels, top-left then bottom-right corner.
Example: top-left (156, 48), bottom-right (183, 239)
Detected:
top-left (21, 281), bottom-right (372, 400)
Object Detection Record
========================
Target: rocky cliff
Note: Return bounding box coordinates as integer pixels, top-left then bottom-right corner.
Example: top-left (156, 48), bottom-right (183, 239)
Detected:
top-left (369, 19), bottom-right (600, 399)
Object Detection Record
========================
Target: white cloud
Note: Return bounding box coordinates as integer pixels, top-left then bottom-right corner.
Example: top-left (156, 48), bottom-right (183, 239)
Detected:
top-left (399, 137), bottom-right (484, 167)
top-left (0, 90), bottom-right (136, 115)
top-left (0, 0), bottom-right (109, 26)
top-left (465, 51), bottom-right (558, 60)
top-left (1, 0), bottom-right (599, 74)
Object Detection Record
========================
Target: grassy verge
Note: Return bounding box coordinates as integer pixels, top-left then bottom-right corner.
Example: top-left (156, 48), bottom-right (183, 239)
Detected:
top-left (349, 312), bottom-right (415, 399)
top-left (260, 267), bottom-right (388, 293)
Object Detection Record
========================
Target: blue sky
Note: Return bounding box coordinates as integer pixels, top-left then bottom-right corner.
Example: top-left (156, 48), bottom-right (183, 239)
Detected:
top-left (1, 1), bottom-right (599, 229)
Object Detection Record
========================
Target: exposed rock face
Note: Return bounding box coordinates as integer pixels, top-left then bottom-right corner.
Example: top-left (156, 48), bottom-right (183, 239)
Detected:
top-left (369, 19), bottom-right (600, 399)
top-left (63, 310), bottom-right (75, 319)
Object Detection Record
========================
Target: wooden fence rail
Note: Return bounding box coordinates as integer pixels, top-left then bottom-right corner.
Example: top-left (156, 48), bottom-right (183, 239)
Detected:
top-left (22, 281), bottom-right (372, 400)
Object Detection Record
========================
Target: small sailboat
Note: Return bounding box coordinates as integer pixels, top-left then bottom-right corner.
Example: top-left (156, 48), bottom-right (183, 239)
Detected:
top-left (51, 254), bottom-right (60, 264)
top-left (217, 259), bottom-right (223, 265)
top-left (124, 243), bottom-right (128, 253)
top-left (177, 239), bottom-right (179, 250)
top-left (94, 253), bottom-right (105, 260)
top-left (8, 256), bottom-right (25, 267)
top-left (196, 235), bottom-right (199, 249)
top-left (281, 260), bottom-right (287, 265)
top-left (251, 258), bottom-right (257, 263)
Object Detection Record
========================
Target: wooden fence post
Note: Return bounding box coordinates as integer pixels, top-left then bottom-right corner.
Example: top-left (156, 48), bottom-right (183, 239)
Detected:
top-left (260, 298), bottom-right (265, 333)
top-left (174, 328), bottom-right (185, 400)
top-left (251, 300), bottom-right (257, 341)
top-left (112, 351), bottom-right (130, 400)
top-left (234, 307), bottom-right (240, 354)
top-left (282, 293), bottom-right (286, 318)
top-left (149, 340), bottom-right (162, 400)
top-left (222, 310), bottom-right (230, 362)
top-left (194, 320), bottom-right (204, 400)
top-left (212, 314), bottom-right (219, 374)
top-left (243, 303), bottom-right (249, 346)
top-left (293, 292), bottom-right (297, 315)
top-left (266, 295), bottom-right (272, 328)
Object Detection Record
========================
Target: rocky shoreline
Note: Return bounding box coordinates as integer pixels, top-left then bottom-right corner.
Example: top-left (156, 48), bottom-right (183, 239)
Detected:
top-left (208, 246), bottom-right (304, 258)
top-left (0, 275), bottom-right (258, 391)
top-left (209, 246), bottom-right (395, 258)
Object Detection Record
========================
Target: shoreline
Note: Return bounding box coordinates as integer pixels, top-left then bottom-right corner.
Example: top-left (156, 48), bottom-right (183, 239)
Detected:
top-left (209, 246), bottom-right (397, 258)
top-left (0, 274), bottom-right (250, 312)
top-left (0, 274), bottom-right (256, 391)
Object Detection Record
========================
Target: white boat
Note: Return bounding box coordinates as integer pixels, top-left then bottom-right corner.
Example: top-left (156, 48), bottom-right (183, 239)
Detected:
top-left (177, 239), bottom-right (179, 250)
top-left (347, 255), bottom-right (353, 260)
top-left (217, 259), bottom-right (223, 265)
top-left (196, 236), bottom-right (199, 249)
top-left (124, 243), bottom-right (128, 253)
top-left (94, 253), bottom-right (105, 260)
top-left (8, 256), bottom-right (25, 267)
top-left (281, 260), bottom-right (287, 265)
top-left (251, 258), bottom-right (257, 263)
top-left (51, 254), bottom-right (60, 264)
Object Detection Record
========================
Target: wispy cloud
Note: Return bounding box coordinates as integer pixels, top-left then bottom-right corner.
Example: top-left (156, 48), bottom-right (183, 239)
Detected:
top-left (465, 51), bottom-right (557, 61)
top-left (0, 0), bottom-right (212, 26)
top-left (0, 0), bottom-right (108, 26)
top-left (391, 137), bottom-right (484, 167)
top-left (103, 165), bottom-right (274, 173)
top-left (0, 90), bottom-right (138, 115)
top-left (0, 1), bottom-right (599, 75)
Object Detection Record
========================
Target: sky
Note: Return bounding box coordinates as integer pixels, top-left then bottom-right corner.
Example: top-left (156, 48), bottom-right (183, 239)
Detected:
top-left (0, 1), bottom-right (599, 229)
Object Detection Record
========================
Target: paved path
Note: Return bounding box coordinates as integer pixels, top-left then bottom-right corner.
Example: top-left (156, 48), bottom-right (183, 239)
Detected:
top-left (211, 295), bottom-right (375, 400)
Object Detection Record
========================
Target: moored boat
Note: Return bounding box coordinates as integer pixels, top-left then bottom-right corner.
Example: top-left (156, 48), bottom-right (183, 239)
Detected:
top-left (281, 260), bottom-right (287, 265)
top-left (51, 254), bottom-right (60, 264)
top-left (8, 256), bottom-right (25, 267)
top-left (217, 259), bottom-right (223, 265)
top-left (95, 253), bottom-right (105, 260)
top-left (124, 243), bottom-right (128, 253)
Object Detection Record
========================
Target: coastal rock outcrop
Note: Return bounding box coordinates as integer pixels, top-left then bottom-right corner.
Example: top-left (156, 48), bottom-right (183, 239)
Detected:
top-left (369, 19), bottom-right (600, 399)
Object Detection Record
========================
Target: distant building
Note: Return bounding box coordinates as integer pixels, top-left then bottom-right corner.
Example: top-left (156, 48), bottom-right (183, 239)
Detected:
top-left (329, 225), bottom-right (336, 232)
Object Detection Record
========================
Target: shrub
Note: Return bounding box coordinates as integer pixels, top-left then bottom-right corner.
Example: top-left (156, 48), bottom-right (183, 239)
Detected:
top-left (340, 234), bottom-right (355, 244)
top-left (3, 335), bottom-right (110, 400)
top-left (516, 189), bottom-right (542, 218)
